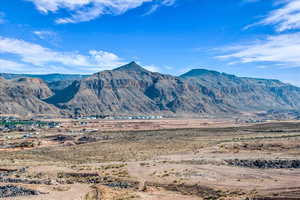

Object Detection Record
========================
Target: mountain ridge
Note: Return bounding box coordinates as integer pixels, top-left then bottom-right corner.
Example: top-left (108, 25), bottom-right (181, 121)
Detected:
top-left (0, 65), bottom-right (295, 88)
top-left (1, 62), bottom-right (300, 117)
top-left (0, 73), bottom-right (89, 82)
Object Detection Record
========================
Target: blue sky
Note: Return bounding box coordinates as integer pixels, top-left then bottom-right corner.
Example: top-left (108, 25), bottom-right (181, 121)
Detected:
top-left (1, 0), bottom-right (300, 86)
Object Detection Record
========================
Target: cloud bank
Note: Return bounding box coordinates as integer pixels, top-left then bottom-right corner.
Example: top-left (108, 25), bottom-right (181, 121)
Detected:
top-left (0, 36), bottom-right (125, 73)
top-left (218, 33), bottom-right (300, 66)
top-left (259, 0), bottom-right (300, 32)
top-left (219, 0), bottom-right (300, 67)
top-left (25, 0), bottom-right (176, 24)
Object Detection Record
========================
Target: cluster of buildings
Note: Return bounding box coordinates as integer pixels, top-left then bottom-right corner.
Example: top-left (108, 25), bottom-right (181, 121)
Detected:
top-left (235, 118), bottom-right (267, 124)
top-left (72, 115), bottom-right (108, 120)
top-left (73, 115), bottom-right (163, 121)
top-left (105, 115), bottom-right (163, 120)
top-left (0, 117), bottom-right (60, 132)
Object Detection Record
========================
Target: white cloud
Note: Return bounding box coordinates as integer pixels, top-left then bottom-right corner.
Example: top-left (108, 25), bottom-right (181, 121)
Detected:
top-left (143, 63), bottom-right (175, 73)
top-left (249, 0), bottom-right (300, 32)
top-left (143, 0), bottom-right (174, 16)
top-left (143, 4), bottom-right (160, 16)
top-left (218, 33), bottom-right (300, 66)
top-left (0, 59), bottom-right (28, 73)
top-left (286, 79), bottom-right (300, 86)
top-left (219, 0), bottom-right (300, 68)
top-left (33, 30), bottom-right (57, 40)
top-left (89, 50), bottom-right (124, 67)
top-left (0, 36), bottom-right (125, 73)
top-left (144, 64), bottom-right (160, 72)
top-left (33, 30), bottom-right (61, 46)
top-left (25, 0), bottom-right (176, 24)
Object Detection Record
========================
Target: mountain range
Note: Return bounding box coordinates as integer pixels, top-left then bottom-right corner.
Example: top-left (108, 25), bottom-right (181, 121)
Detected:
top-left (1, 62), bottom-right (300, 117)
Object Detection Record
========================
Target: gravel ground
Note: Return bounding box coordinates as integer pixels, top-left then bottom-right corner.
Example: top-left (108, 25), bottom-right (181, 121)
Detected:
top-left (0, 185), bottom-right (39, 198)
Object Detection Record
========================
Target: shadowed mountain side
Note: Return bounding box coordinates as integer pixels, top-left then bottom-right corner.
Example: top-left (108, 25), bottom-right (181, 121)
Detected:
top-left (45, 81), bottom-right (81, 105)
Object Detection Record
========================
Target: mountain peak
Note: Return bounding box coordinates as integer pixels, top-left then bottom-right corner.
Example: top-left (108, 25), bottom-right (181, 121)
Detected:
top-left (114, 62), bottom-right (149, 73)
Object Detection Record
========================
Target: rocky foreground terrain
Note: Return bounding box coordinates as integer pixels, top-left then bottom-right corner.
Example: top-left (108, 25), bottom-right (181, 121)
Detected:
top-left (1, 62), bottom-right (300, 117)
top-left (1, 121), bottom-right (300, 199)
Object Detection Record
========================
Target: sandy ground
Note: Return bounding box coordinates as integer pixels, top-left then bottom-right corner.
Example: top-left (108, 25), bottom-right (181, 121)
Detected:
top-left (5, 184), bottom-right (91, 200)
top-left (59, 118), bottom-right (238, 132)
top-left (1, 121), bottom-right (300, 199)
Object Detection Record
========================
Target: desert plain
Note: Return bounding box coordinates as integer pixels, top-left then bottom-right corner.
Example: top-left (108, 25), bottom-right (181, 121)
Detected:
top-left (0, 119), bottom-right (300, 200)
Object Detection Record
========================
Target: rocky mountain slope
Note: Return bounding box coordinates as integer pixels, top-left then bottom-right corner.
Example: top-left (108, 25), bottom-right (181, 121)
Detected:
top-left (45, 62), bottom-right (300, 116)
top-left (0, 73), bottom-right (89, 92)
top-left (0, 77), bottom-right (60, 116)
top-left (0, 73), bottom-right (89, 83)
top-left (46, 62), bottom-right (235, 116)
top-left (181, 69), bottom-right (300, 112)
top-left (1, 62), bottom-right (300, 117)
